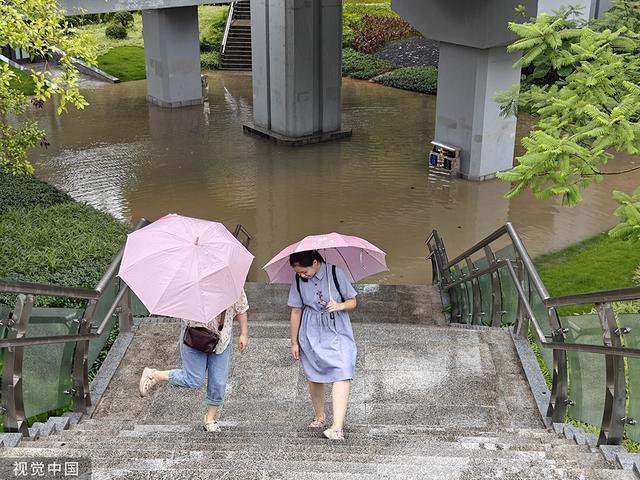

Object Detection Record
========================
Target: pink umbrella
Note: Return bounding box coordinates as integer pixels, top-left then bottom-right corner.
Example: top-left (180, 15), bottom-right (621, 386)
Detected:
top-left (263, 232), bottom-right (388, 285)
top-left (118, 214), bottom-right (254, 323)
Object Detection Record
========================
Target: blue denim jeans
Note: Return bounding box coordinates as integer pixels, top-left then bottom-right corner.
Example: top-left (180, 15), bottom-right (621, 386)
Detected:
top-left (168, 322), bottom-right (232, 405)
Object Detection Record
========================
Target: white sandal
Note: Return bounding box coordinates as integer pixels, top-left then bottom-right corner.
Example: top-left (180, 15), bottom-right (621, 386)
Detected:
top-left (203, 415), bottom-right (221, 433)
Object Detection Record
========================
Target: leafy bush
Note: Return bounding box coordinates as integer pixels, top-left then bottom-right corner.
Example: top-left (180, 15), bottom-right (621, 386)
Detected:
top-left (105, 23), bottom-right (127, 40)
top-left (112, 11), bottom-right (134, 29)
top-left (0, 172), bottom-right (71, 213)
top-left (200, 7), bottom-right (229, 52)
top-left (0, 202), bottom-right (127, 308)
top-left (352, 15), bottom-right (417, 54)
top-left (342, 48), bottom-right (395, 79)
top-left (201, 51), bottom-right (220, 69)
top-left (375, 66), bottom-right (438, 94)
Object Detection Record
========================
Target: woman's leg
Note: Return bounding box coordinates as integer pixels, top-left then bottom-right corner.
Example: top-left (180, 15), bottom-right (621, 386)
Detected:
top-left (167, 325), bottom-right (207, 389)
top-left (330, 380), bottom-right (351, 431)
top-left (205, 341), bottom-right (233, 423)
top-left (308, 382), bottom-right (326, 422)
top-left (140, 325), bottom-right (206, 396)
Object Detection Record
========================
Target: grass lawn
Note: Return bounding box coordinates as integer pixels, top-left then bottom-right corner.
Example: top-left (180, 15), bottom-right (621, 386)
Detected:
top-left (534, 233), bottom-right (640, 314)
top-left (9, 65), bottom-right (35, 96)
top-left (97, 46), bottom-right (146, 81)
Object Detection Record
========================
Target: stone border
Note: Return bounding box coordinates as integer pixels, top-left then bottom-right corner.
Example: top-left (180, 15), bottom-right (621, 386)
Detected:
top-left (243, 123), bottom-right (352, 146)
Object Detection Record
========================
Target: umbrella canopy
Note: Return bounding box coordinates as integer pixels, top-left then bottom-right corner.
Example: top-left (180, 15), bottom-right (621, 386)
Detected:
top-left (263, 232), bottom-right (387, 284)
top-left (118, 214), bottom-right (254, 323)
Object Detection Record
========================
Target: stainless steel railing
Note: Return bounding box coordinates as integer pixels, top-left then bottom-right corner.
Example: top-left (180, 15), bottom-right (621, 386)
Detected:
top-left (221, 1), bottom-right (237, 55)
top-left (426, 222), bottom-right (640, 446)
top-left (0, 219), bottom-right (252, 437)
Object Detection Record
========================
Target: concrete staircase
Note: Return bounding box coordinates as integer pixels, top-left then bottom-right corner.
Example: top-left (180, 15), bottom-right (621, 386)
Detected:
top-left (0, 284), bottom-right (637, 479)
top-left (220, 0), bottom-right (252, 71)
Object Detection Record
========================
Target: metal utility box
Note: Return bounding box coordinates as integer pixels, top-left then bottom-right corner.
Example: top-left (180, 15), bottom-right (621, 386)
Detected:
top-left (428, 141), bottom-right (460, 176)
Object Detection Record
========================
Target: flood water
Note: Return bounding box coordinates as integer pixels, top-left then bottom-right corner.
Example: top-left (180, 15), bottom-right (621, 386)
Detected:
top-left (28, 71), bottom-right (640, 284)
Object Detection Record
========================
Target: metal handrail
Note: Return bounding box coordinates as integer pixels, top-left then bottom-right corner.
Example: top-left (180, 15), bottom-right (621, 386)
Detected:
top-left (0, 279), bottom-right (99, 300)
top-left (221, 1), bottom-right (237, 55)
top-left (426, 222), bottom-right (640, 445)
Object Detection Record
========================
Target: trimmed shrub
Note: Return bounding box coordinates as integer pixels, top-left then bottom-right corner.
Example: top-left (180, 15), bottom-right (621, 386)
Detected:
top-left (351, 15), bottom-right (417, 54)
top-left (342, 48), bottom-right (395, 80)
top-left (375, 66), bottom-right (438, 94)
top-left (201, 51), bottom-right (220, 70)
top-left (0, 202), bottom-right (127, 308)
top-left (112, 11), bottom-right (134, 29)
top-left (0, 172), bottom-right (72, 213)
top-left (105, 23), bottom-right (128, 40)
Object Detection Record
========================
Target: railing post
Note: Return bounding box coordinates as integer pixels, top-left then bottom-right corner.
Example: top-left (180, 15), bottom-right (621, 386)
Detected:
top-left (483, 246), bottom-right (502, 328)
top-left (1, 294), bottom-right (33, 435)
top-left (465, 257), bottom-right (482, 325)
top-left (513, 257), bottom-right (530, 337)
top-left (118, 287), bottom-right (133, 333)
top-left (546, 308), bottom-right (569, 423)
top-left (71, 300), bottom-right (98, 413)
top-left (597, 302), bottom-right (626, 445)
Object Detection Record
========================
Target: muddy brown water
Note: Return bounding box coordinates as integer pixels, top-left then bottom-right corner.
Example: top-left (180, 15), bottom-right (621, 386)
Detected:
top-left (27, 71), bottom-right (640, 284)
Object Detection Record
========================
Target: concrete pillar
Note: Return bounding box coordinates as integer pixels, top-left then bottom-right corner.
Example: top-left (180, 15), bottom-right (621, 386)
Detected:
top-left (435, 43), bottom-right (521, 181)
top-left (142, 7), bottom-right (202, 108)
top-left (246, 0), bottom-right (351, 145)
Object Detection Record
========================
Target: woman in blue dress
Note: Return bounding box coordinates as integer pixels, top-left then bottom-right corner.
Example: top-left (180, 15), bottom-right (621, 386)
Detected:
top-left (288, 250), bottom-right (358, 441)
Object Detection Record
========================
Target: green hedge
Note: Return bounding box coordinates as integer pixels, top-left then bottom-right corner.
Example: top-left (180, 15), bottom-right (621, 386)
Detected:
top-left (342, 48), bottom-right (395, 80)
top-left (374, 66), bottom-right (438, 94)
top-left (0, 202), bottom-right (127, 308)
top-left (201, 51), bottom-right (221, 70)
top-left (0, 171), bottom-right (72, 213)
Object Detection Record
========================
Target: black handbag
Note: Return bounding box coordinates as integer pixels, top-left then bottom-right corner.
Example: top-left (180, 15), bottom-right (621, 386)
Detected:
top-left (183, 314), bottom-right (224, 353)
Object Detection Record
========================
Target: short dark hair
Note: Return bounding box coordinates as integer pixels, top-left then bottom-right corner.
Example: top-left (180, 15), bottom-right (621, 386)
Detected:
top-left (289, 250), bottom-right (325, 267)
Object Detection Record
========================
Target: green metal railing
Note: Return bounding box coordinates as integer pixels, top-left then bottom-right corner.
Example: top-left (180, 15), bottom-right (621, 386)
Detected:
top-left (426, 223), bottom-right (640, 446)
top-left (0, 220), bottom-right (251, 437)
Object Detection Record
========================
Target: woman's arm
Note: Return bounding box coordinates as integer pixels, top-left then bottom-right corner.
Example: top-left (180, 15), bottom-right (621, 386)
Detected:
top-left (290, 307), bottom-right (302, 360)
top-left (236, 312), bottom-right (248, 352)
top-left (326, 297), bottom-right (357, 313)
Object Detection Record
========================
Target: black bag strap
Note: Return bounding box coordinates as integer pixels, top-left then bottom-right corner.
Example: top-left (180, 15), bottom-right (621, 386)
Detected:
top-left (332, 265), bottom-right (344, 302)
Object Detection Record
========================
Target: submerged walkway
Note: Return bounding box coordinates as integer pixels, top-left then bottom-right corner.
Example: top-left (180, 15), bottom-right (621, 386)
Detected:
top-left (0, 284), bottom-right (634, 479)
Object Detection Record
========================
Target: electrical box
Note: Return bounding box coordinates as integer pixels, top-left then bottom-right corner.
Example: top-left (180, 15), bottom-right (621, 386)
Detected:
top-left (428, 141), bottom-right (460, 176)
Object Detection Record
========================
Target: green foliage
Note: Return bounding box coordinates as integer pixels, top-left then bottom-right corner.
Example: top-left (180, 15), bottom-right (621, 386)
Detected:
top-left (200, 51), bottom-right (220, 70)
top-left (535, 233), bottom-right (640, 315)
top-left (496, 12), bottom-right (640, 240)
top-left (105, 23), bottom-right (128, 40)
top-left (8, 66), bottom-right (36, 96)
top-left (375, 66), bottom-right (438, 94)
top-left (342, 48), bottom-right (395, 79)
top-left (0, 202), bottom-right (127, 309)
top-left (112, 11), bottom-right (134, 29)
top-left (0, 0), bottom-right (96, 175)
top-left (343, 1), bottom-right (396, 48)
top-left (0, 171), bottom-right (72, 213)
top-left (200, 6), bottom-right (229, 52)
top-left (97, 46), bottom-right (146, 81)
top-left (610, 187), bottom-right (640, 242)
top-left (592, 0), bottom-right (640, 33)
top-left (351, 15), bottom-right (416, 54)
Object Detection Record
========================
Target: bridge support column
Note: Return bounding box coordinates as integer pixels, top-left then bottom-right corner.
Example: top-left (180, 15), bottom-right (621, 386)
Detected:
top-left (142, 7), bottom-right (202, 108)
top-left (245, 0), bottom-right (351, 145)
top-left (435, 43), bottom-right (521, 181)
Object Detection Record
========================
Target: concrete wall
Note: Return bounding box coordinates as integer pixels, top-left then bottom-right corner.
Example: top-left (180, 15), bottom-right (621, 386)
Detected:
top-left (57, 0), bottom-right (225, 16)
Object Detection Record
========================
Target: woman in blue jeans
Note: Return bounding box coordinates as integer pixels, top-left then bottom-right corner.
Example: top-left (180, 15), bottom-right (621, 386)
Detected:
top-left (138, 290), bottom-right (249, 432)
